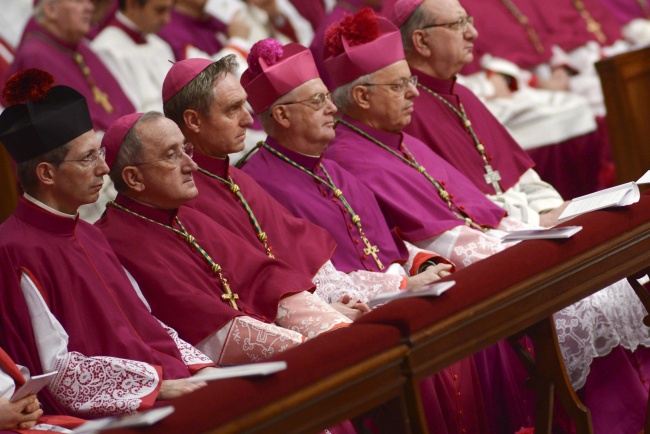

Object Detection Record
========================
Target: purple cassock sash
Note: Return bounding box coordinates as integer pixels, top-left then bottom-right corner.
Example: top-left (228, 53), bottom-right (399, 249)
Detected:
top-left (187, 153), bottom-right (337, 279)
top-left (96, 194), bottom-right (316, 345)
top-left (405, 69), bottom-right (534, 195)
top-left (158, 9), bottom-right (227, 61)
top-left (6, 23), bottom-right (136, 131)
top-left (243, 136), bottom-right (409, 273)
top-left (526, 0), bottom-right (622, 50)
top-left (461, 0), bottom-right (554, 74)
top-left (326, 116), bottom-right (506, 242)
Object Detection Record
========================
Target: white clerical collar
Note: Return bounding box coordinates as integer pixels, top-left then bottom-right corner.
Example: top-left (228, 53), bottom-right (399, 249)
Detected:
top-left (24, 193), bottom-right (77, 219)
top-left (116, 11), bottom-right (143, 33)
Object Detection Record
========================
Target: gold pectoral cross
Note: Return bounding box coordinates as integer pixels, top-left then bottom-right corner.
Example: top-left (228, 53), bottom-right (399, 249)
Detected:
top-left (362, 236), bottom-right (384, 270)
top-left (221, 281), bottom-right (240, 309)
top-left (92, 86), bottom-right (114, 114)
top-left (484, 164), bottom-right (503, 194)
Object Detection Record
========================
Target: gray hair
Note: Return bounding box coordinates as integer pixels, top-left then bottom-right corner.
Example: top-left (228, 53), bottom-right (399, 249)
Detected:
top-left (399, 3), bottom-right (432, 54)
top-left (257, 85), bottom-right (302, 135)
top-left (109, 111), bottom-right (165, 192)
top-left (34, 0), bottom-right (55, 21)
top-left (16, 143), bottom-right (70, 195)
top-left (163, 55), bottom-right (239, 128)
top-left (331, 72), bottom-right (376, 113)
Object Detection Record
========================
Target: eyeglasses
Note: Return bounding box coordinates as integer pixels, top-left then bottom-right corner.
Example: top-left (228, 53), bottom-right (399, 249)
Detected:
top-left (279, 92), bottom-right (332, 111)
top-left (61, 147), bottom-right (106, 169)
top-left (133, 143), bottom-right (194, 168)
top-left (361, 75), bottom-right (418, 94)
top-left (420, 16), bottom-right (474, 32)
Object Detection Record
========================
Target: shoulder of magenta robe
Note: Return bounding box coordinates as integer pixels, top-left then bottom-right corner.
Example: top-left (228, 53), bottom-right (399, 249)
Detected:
top-left (0, 199), bottom-right (191, 383)
top-left (406, 69), bottom-right (534, 194)
top-left (325, 117), bottom-right (506, 242)
top-left (461, 0), bottom-right (554, 73)
top-left (158, 9), bottom-right (226, 60)
top-left (288, 0), bottom-right (326, 31)
top-left (242, 137), bottom-right (409, 273)
top-left (526, 0), bottom-right (622, 50)
top-left (95, 194), bottom-right (316, 345)
top-left (186, 153), bottom-right (336, 279)
top-left (6, 24), bottom-right (136, 131)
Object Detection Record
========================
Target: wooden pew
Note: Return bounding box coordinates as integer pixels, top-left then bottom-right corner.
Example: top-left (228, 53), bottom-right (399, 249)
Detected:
top-left (110, 324), bottom-right (411, 434)
top-left (358, 193), bottom-right (650, 433)
top-left (108, 194), bottom-right (650, 434)
top-left (596, 46), bottom-right (650, 183)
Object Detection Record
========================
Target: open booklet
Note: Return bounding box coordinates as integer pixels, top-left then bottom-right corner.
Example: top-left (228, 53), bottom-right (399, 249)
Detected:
top-left (500, 226), bottom-right (583, 242)
top-left (72, 406), bottom-right (175, 433)
top-left (558, 170), bottom-right (650, 222)
top-left (10, 371), bottom-right (58, 403)
top-left (187, 361), bottom-right (287, 382)
top-left (368, 280), bottom-right (455, 308)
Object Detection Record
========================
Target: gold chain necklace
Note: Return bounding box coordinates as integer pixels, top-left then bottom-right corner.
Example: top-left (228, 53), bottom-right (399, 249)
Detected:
top-left (572, 0), bottom-right (607, 43)
top-left (261, 141), bottom-right (385, 269)
top-left (336, 120), bottom-right (490, 232)
top-left (417, 83), bottom-right (503, 194)
top-left (107, 201), bottom-right (239, 309)
top-left (499, 0), bottom-right (545, 54)
top-left (197, 167), bottom-right (274, 258)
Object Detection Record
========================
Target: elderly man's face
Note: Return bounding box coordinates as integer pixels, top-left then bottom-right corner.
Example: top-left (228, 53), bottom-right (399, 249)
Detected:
top-left (279, 78), bottom-right (337, 151)
top-left (135, 117), bottom-right (199, 210)
top-left (45, 0), bottom-right (94, 43)
top-left (50, 130), bottom-right (109, 214)
top-left (363, 60), bottom-right (419, 134)
top-left (195, 73), bottom-right (254, 158)
top-left (419, 0), bottom-right (477, 79)
top-left (128, 0), bottom-right (173, 34)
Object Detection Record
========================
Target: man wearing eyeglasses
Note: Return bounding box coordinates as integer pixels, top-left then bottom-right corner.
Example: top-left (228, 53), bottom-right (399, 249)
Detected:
top-left (95, 111), bottom-right (353, 365)
top-left (238, 38), bottom-right (491, 434)
top-left (323, 8), bottom-right (650, 434)
top-left (238, 40), bottom-right (454, 305)
top-left (0, 70), bottom-right (215, 418)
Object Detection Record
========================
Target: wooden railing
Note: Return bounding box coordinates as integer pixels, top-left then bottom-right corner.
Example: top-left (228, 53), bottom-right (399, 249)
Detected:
top-left (76, 194), bottom-right (650, 434)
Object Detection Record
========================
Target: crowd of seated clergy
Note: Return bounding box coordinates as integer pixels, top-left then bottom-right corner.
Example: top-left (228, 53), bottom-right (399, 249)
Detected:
top-left (1, 1), bottom-right (650, 434)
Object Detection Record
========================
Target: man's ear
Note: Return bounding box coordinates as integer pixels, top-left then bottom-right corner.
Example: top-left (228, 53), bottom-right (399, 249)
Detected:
top-left (271, 105), bottom-right (291, 129)
top-left (35, 162), bottom-right (57, 186)
top-left (122, 166), bottom-right (145, 192)
top-left (352, 85), bottom-right (372, 110)
top-left (411, 29), bottom-right (432, 57)
top-left (183, 109), bottom-right (201, 134)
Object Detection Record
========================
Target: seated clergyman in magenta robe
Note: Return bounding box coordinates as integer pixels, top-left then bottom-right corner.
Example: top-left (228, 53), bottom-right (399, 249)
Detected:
top-left (6, 22), bottom-right (135, 132)
top-left (0, 74), bottom-right (212, 419)
top-left (96, 112), bottom-right (352, 365)
top-left (158, 8), bottom-right (229, 61)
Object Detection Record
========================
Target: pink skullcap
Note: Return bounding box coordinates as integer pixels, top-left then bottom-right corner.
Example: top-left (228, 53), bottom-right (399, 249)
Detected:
top-left (323, 10), bottom-right (405, 89)
top-left (162, 58), bottom-right (213, 103)
top-left (241, 39), bottom-right (320, 114)
top-left (101, 113), bottom-right (144, 169)
top-left (391, 0), bottom-right (424, 27)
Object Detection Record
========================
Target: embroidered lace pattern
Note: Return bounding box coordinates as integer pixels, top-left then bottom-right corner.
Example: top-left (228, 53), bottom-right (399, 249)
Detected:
top-left (276, 291), bottom-right (352, 339)
top-left (312, 260), bottom-right (402, 304)
top-left (201, 317), bottom-right (304, 365)
top-left (49, 351), bottom-right (158, 417)
top-left (156, 319), bottom-right (213, 366)
top-left (554, 279), bottom-right (650, 390)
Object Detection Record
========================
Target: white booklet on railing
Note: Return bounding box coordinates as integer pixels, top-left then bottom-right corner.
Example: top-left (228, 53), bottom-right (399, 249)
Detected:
top-left (187, 361), bottom-right (287, 383)
top-left (501, 226), bottom-right (583, 242)
top-left (72, 406), bottom-right (175, 433)
top-left (368, 280), bottom-right (455, 308)
top-left (558, 170), bottom-right (650, 222)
